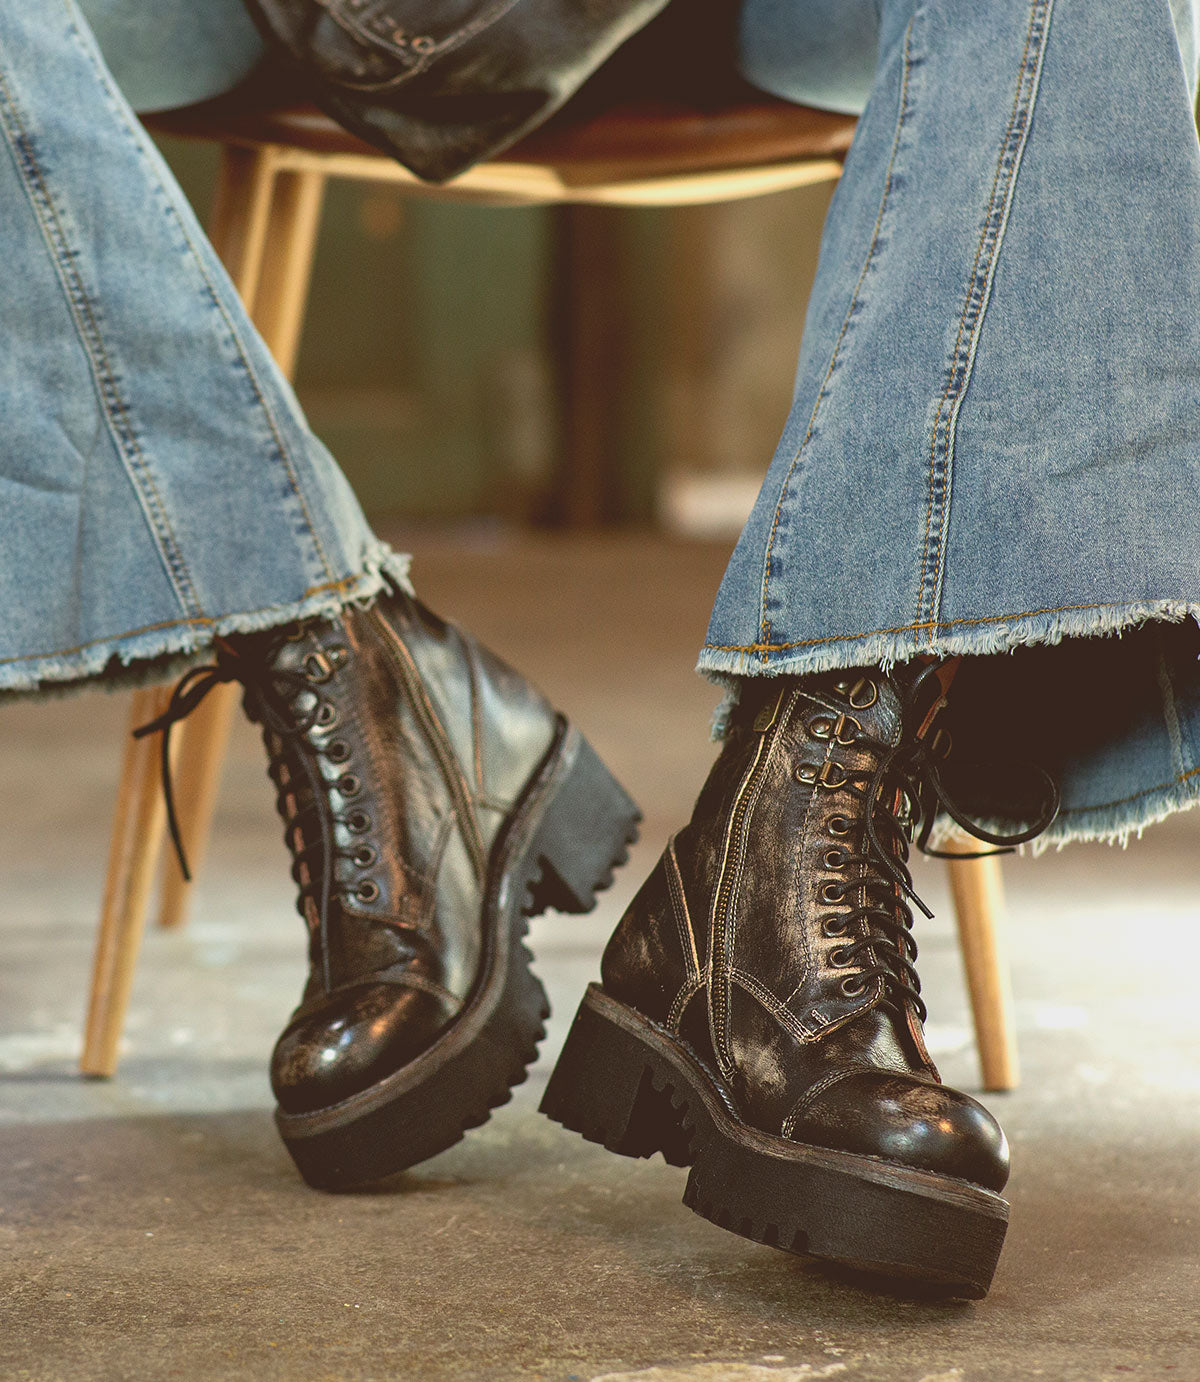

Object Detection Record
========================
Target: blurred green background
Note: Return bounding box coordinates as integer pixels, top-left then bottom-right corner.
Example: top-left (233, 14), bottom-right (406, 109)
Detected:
top-left (157, 136), bottom-right (834, 529)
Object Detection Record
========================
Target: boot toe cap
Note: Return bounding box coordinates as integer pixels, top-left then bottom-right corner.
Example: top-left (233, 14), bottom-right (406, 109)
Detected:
top-left (785, 1070), bottom-right (1010, 1192)
top-left (271, 983), bottom-right (456, 1115)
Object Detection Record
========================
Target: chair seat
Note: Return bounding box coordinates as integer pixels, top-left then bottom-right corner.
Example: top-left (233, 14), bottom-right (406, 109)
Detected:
top-left (144, 91), bottom-right (857, 181)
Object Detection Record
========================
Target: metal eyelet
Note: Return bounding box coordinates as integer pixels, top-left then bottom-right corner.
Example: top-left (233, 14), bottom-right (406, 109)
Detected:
top-left (355, 880), bottom-right (380, 904)
top-left (847, 677), bottom-right (877, 709)
top-left (841, 976), bottom-right (868, 998)
top-left (833, 713), bottom-right (861, 746)
top-left (315, 702), bottom-right (338, 728)
top-left (304, 651), bottom-right (336, 683)
top-left (337, 773), bottom-right (361, 797)
top-left (326, 741), bottom-right (351, 764)
top-left (828, 946), bottom-right (851, 968)
top-left (819, 880), bottom-right (845, 904)
top-left (820, 916), bottom-right (847, 939)
top-left (811, 713), bottom-right (861, 746)
top-left (328, 646), bottom-right (349, 668)
top-left (818, 762), bottom-right (847, 790)
top-left (352, 844), bottom-right (377, 868)
top-left (795, 761), bottom-right (848, 790)
top-left (823, 848), bottom-right (846, 869)
top-left (347, 810), bottom-right (372, 833)
top-left (828, 815), bottom-right (851, 837)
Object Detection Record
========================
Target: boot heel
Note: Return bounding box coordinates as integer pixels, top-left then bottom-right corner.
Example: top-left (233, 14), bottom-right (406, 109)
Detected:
top-left (540, 987), bottom-right (690, 1163)
top-left (526, 729), bottom-right (641, 916)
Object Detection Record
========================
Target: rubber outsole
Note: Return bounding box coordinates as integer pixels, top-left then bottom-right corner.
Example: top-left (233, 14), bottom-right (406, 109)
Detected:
top-left (277, 722), bottom-right (640, 1190)
top-left (540, 985), bottom-right (1009, 1299)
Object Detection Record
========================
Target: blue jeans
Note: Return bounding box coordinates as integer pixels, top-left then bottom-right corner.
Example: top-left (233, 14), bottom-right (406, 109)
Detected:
top-left (3, 0), bottom-right (1200, 844)
top-left (704, 0), bottom-right (1200, 843)
top-left (0, 0), bottom-right (408, 695)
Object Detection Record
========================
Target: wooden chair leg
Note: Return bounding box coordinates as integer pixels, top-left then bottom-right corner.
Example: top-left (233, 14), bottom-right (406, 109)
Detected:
top-left (154, 162), bottom-right (327, 931)
top-left (81, 686), bottom-right (174, 1076)
top-left (944, 846), bottom-right (1020, 1092)
top-left (86, 149), bottom-right (328, 1063)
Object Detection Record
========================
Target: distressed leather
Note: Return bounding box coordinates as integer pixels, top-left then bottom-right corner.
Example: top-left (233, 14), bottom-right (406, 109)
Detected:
top-left (242, 0), bottom-right (671, 180)
top-left (601, 668), bottom-right (1010, 1192)
top-left (231, 587), bottom-right (559, 1113)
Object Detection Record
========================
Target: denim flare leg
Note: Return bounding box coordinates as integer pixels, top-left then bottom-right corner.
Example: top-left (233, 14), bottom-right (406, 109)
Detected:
top-left (703, 0), bottom-right (1200, 845)
top-left (0, 0), bottom-right (409, 697)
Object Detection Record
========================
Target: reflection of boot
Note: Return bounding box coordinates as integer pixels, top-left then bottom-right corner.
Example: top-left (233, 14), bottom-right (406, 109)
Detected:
top-left (218, 584), bottom-right (640, 1188)
top-left (543, 664), bottom-right (1052, 1297)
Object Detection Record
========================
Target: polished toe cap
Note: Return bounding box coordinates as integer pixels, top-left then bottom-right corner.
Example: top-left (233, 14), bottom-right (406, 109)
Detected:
top-left (271, 982), bottom-right (456, 1115)
top-left (785, 1070), bottom-right (1010, 1192)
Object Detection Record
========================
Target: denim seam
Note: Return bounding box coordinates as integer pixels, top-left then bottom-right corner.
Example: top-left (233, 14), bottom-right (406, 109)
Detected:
top-left (0, 572), bottom-right (363, 669)
top-left (1056, 761), bottom-right (1200, 818)
top-left (66, 8), bottom-right (339, 590)
top-left (755, 15), bottom-right (919, 657)
top-left (0, 37), bottom-right (202, 619)
top-left (915, 0), bottom-right (1055, 632)
top-left (702, 597), bottom-right (1184, 655)
top-left (1154, 642), bottom-right (1188, 781)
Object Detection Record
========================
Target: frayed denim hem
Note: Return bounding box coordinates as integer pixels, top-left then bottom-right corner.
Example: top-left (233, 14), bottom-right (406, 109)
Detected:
top-left (924, 768), bottom-right (1200, 854)
top-left (0, 543), bottom-right (413, 700)
top-left (697, 597), bottom-right (1200, 846)
top-left (699, 597), bottom-right (1200, 682)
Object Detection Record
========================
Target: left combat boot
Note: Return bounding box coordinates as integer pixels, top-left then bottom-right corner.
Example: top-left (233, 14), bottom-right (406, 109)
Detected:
top-left (144, 581), bottom-right (640, 1189)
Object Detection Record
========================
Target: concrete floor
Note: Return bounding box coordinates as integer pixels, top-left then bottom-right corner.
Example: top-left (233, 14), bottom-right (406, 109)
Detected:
top-left (1, 532), bottom-right (1198, 1381)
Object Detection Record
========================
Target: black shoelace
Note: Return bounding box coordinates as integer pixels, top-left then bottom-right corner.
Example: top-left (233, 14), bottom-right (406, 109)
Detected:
top-left (134, 635), bottom-right (345, 993)
top-left (805, 663), bottom-right (1059, 1021)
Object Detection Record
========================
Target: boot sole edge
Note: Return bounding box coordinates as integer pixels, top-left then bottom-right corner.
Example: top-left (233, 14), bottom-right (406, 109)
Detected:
top-left (276, 724), bottom-right (640, 1190)
top-left (541, 984), bottom-right (1008, 1299)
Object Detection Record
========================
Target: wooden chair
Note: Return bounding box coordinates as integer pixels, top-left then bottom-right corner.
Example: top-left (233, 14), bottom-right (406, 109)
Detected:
top-left (82, 83), bottom-right (1020, 1094)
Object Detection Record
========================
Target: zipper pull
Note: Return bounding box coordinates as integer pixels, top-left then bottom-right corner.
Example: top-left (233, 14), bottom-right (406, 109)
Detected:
top-left (752, 687), bottom-right (786, 734)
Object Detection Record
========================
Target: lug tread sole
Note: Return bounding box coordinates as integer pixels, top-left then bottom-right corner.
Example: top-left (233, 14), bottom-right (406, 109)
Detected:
top-left (279, 726), bottom-right (640, 1190)
top-left (541, 986), bottom-right (1008, 1299)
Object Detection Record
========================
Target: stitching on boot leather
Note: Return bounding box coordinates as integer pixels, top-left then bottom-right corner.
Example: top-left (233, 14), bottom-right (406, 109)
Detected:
top-left (665, 838), bottom-right (701, 982)
top-left (465, 637), bottom-right (486, 795)
top-left (373, 612), bottom-right (487, 879)
top-left (708, 693), bottom-right (795, 1076)
top-left (780, 1063), bottom-right (879, 1138)
top-left (667, 976), bottom-right (706, 1033)
top-left (728, 967), bottom-right (818, 1047)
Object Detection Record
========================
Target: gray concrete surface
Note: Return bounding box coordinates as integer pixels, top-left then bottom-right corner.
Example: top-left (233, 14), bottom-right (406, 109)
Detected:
top-left (0, 532), bottom-right (1197, 1381)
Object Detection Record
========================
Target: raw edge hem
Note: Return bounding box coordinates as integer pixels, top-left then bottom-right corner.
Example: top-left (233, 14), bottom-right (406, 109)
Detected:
top-left (0, 543), bottom-right (413, 702)
top-left (698, 597), bottom-right (1200, 684)
top-left (928, 773), bottom-right (1200, 854)
top-left (697, 599), bottom-right (1200, 842)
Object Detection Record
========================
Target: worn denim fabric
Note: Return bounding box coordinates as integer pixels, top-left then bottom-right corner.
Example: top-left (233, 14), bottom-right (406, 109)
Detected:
top-left (77, 0), bottom-right (266, 112)
top-left (703, 0), bottom-right (1200, 843)
top-left (0, 0), bottom-right (408, 696)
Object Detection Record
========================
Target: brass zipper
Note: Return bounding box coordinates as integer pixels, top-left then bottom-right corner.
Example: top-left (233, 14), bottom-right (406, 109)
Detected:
top-left (708, 688), bottom-right (795, 1070)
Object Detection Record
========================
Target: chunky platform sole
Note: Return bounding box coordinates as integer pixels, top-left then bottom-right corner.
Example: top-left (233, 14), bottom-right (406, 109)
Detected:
top-left (277, 722), bottom-right (640, 1190)
top-left (540, 985), bottom-right (1009, 1299)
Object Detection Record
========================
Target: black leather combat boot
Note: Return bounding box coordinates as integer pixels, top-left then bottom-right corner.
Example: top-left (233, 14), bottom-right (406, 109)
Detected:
top-left (541, 663), bottom-right (1054, 1297)
top-left (144, 582), bottom-right (640, 1189)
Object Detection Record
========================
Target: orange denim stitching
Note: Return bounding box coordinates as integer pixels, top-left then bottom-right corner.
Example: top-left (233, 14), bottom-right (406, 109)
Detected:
top-left (702, 598), bottom-right (1170, 654)
top-left (0, 571), bottom-right (363, 668)
top-left (1057, 761), bottom-right (1200, 817)
top-left (756, 17), bottom-right (918, 654)
top-left (917, 1), bottom-right (1049, 630)
top-left (70, 19), bottom-right (339, 589)
top-left (0, 56), bottom-right (202, 617)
